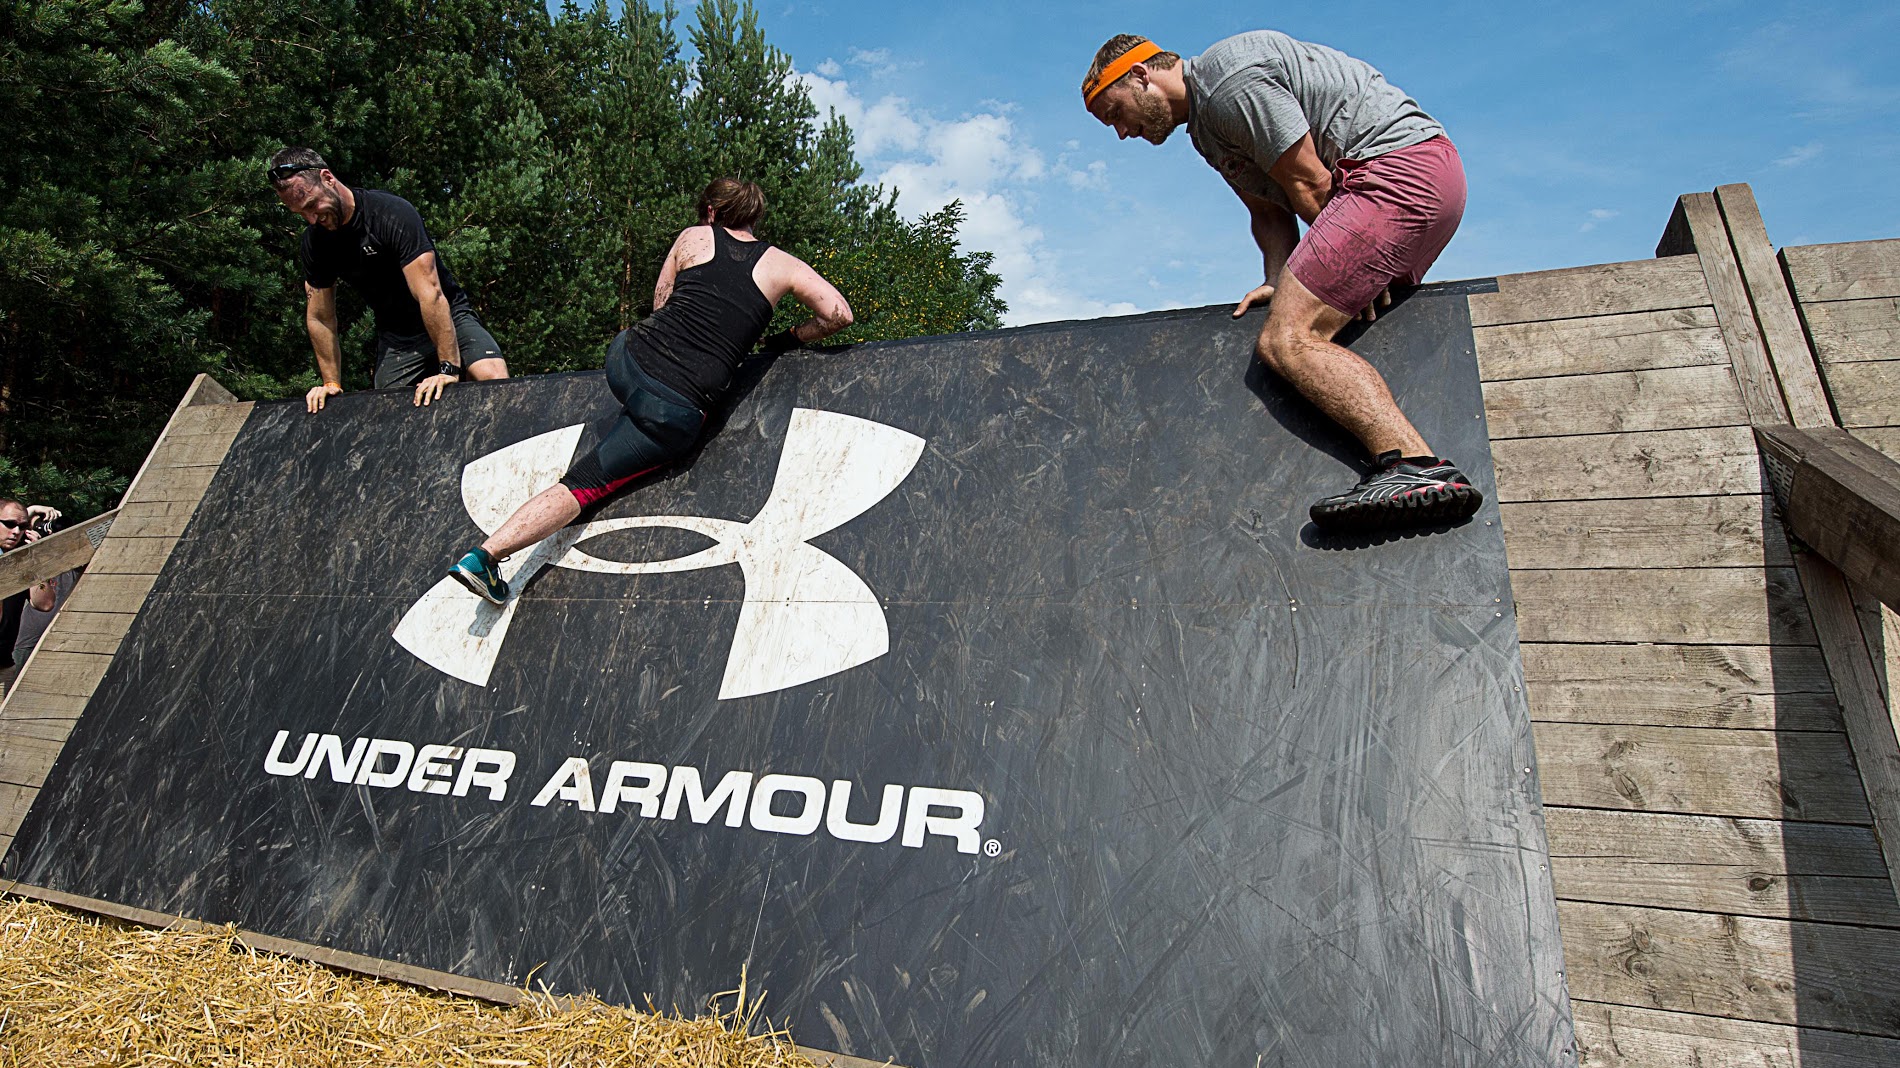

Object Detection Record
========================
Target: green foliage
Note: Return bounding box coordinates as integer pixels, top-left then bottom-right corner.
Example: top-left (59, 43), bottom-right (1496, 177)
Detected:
top-left (0, 0), bottom-right (1004, 517)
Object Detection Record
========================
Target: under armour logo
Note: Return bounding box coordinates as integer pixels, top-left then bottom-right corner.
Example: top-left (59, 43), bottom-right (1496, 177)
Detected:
top-left (392, 409), bottom-right (925, 698)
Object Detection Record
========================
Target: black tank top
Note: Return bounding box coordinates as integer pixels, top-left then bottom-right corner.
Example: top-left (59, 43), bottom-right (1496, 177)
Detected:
top-left (632, 227), bottom-right (776, 410)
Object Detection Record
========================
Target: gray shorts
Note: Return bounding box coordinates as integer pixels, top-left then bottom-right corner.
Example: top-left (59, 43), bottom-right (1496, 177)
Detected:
top-left (373, 309), bottom-right (504, 389)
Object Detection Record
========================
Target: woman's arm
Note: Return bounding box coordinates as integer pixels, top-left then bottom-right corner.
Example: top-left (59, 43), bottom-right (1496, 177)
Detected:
top-left (762, 251), bottom-right (854, 347)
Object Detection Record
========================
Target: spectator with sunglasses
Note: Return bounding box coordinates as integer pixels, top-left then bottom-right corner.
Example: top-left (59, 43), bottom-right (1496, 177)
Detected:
top-left (0, 499), bottom-right (63, 695)
top-left (267, 147), bottom-right (509, 413)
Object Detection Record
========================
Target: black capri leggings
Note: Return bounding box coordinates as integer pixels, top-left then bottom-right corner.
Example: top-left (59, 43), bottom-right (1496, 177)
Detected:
top-left (559, 331), bottom-right (705, 507)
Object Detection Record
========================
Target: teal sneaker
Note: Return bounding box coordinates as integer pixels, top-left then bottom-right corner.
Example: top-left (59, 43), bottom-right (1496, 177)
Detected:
top-left (449, 547), bottom-right (509, 605)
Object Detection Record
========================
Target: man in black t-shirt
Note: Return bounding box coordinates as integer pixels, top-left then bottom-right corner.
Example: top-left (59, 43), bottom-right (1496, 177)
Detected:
top-left (268, 147), bottom-right (509, 413)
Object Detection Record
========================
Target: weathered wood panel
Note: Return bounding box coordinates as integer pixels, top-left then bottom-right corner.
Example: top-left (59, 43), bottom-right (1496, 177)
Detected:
top-left (1470, 256), bottom-right (1711, 327)
top-left (1534, 722), bottom-right (1869, 822)
top-left (1498, 496), bottom-right (1791, 570)
top-left (7, 651), bottom-right (113, 698)
top-left (1482, 364), bottom-right (1748, 440)
top-left (1715, 183), bottom-right (1835, 427)
top-left (1512, 567), bottom-right (1816, 646)
top-left (1785, 240), bottom-right (1900, 303)
top-left (0, 509), bottom-right (117, 601)
top-left (1824, 358), bottom-right (1900, 429)
top-left (1557, 901), bottom-right (1900, 1036)
top-left (83, 535), bottom-right (177, 577)
top-left (1492, 426), bottom-right (1763, 503)
top-left (1858, 427), bottom-right (1900, 464)
top-left (1802, 295), bottom-right (1900, 365)
top-left (1545, 808), bottom-right (1900, 925)
top-left (1674, 191), bottom-right (1794, 423)
top-left (1522, 643), bottom-right (1840, 731)
top-left (1573, 1001), bottom-right (1900, 1068)
top-left (1473, 307), bottom-right (1724, 382)
top-left (34, 611), bottom-right (136, 657)
top-left (59, 573), bottom-right (159, 616)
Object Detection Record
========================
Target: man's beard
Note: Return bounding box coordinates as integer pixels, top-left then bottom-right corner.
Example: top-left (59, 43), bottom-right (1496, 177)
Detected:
top-left (1134, 91), bottom-right (1178, 144)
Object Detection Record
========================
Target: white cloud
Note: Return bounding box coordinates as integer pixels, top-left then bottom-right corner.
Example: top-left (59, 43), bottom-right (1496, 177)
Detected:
top-left (1775, 141), bottom-right (1823, 168)
top-left (815, 58), bottom-right (840, 77)
top-left (794, 62), bottom-right (1140, 326)
top-left (848, 47), bottom-right (899, 77)
top-left (1578, 207), bottom-right (1620, 233)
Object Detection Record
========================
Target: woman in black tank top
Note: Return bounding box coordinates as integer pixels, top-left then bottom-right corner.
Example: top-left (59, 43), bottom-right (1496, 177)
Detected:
top-left (447, 178), bottom-right (855, 605)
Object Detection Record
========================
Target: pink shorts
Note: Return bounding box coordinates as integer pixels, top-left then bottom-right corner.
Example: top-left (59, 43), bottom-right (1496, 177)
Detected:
top-left (1285, 135), bottom-right (1467, 317)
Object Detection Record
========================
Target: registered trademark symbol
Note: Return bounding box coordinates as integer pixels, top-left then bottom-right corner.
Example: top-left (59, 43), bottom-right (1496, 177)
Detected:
top-left (983, 839), bottom-right (1001, 857)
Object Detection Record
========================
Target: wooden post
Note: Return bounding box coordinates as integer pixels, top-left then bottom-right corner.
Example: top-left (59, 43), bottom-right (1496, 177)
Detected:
top-left (0, 509), bottom-right (118, 601)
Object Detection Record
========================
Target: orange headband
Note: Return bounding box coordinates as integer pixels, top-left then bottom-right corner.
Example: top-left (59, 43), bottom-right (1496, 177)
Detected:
top-left (1084, 40), bottom-right (1163, 105)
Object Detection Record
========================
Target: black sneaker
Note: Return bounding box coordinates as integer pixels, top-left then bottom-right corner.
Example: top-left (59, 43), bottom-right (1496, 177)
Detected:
top-left (1309, 451), bottom-right (1484, 531)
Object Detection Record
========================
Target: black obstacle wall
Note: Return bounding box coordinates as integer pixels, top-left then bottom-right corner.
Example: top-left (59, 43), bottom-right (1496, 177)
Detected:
top-left (6, 286), bottom-right (1575, 1067)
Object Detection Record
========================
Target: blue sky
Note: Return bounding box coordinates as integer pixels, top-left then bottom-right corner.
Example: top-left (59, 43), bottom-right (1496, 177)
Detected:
top-left (728, 1), bottom-right (1900, 325)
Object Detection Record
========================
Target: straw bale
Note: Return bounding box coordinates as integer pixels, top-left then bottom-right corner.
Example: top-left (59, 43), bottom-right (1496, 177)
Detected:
top-left (0, 897), bottom-right (839, 1068)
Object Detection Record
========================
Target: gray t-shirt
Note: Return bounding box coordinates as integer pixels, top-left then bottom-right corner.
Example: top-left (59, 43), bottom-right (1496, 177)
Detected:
top-left (1183, 31), bottom-right (1443, 211)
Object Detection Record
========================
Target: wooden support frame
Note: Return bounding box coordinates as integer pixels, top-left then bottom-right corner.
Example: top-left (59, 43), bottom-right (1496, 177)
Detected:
top-left (1757, 424), bottom-right (1900, 610)
top-left (0, 508), bottom-right (118, 601)
top-left (0, 374), bottom-right (250, 854)
top-left (1674, 183), bottom-right (1900, 905)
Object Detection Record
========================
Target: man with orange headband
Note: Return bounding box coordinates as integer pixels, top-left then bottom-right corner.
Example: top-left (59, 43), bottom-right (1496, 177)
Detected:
top-left (1083, 33), bottom-right (1479, 533)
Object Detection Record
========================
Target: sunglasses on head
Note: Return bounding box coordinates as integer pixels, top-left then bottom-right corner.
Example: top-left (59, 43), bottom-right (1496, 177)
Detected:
top-left (267, 163), bottom-right (323, 185)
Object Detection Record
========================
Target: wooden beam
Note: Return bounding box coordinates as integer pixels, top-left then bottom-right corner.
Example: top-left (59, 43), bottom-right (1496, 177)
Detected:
top-left (1473, 306), bottom-right (1725, 382)
top-left (1481, 364), bottom-right (1748, 440)
top-left (1714, 184), bottom-right (1835, 426)
top-left (1470, 255), bottom-right (1710, 327)
top-left (1756, 424), bottom-right (1900, 610)
top-left (0, 508), bottom-right (117, 601)
top-left (1573, 1001), bottom-right (1900, 1067)
top-left (1545, 808), bottom-right (1900, 925)
top-left (1666, 191), bottom-right (1793, 423)
top-left (1783, 240), bottom-right (1900, 303)
top-left (1499, 495), bottom-right (1792, 571)
top-left (1558, 900), bottom-right (1900, 1037)
top-left (1522, 643), bottom-right (1839, 731)
top-left (1533, 722), bottom-right (1869, 822)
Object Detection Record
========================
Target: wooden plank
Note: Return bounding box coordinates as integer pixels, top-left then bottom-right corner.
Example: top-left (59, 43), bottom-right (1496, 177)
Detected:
top-left (1715, 183), bottom-right (1836, 427)
top-left (0, 686), bottom-right (90, 722)
top-left (1522, 643), bottom-right (1840, 731)
top-left (1545, 808), bottom-right (1900, 925)
top-left (1757, 425), bottom-right (1900, 608)
top-left (1674, 192), bottom-right (1793, 424)
top-left (1, 650), bottom-right (111, 699)
top-left (119, 463), bottom-right (217, 505)
top-left (0, 727), bottom-right (65, 787)
top-left (83, 535), bottom-right (177, 577)
top-left (1492, 426), bottom-right (1764, 503)
top-left (1481, 364), bottom-right (1748, 440)
top-left (59, 572), bottom-right (157, 615)
top-left (1512, 567), bottom-right (1817, 646)
top-left (1499, 495), bottom-right (1791, 570)
top-left (1573, 1001), bottom-right (1900, 1068)
top-left (0, 782), bottom-right (35, 838)
top-left (0, 508), bottom-right (116, 600)
top-left (1801, 295), bottom-right (1900, 365)
top-left (1785, 240), bottom-right (1900, 302)
top-left (35, 610), bottom-right (136, 656)
top-left (142, 430), bottom-right (243, 469)
top-left (1824, 359), bottom-right (1900, 429)
top-left (1470, 255), bottom-right (1711, 327)
top-left (1558, 900), bottom-right (1900, 1037)
top-left (1799, 553), bottom-right (1900, 915)
top-left (1534, 722), bottom-right (1870, 822)
top-left (107, 509), bottom-right (193, 539)
top-left (162, 401), bottom-right (250, 438)
top-left (115, 378), bottom-right (241, 508)
top-left (1473, 307), bottom-right (1725, 382)
top-left (1859, 427), bottom-right (1900, 465)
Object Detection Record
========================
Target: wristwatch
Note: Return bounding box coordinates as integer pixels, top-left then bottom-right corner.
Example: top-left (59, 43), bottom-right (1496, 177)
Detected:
top-left (439, 360), bottom-right (463, 379)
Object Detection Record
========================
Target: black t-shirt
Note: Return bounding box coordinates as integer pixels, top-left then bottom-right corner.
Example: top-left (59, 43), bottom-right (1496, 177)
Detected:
top-left (0, 589), bottom-right (25, 670)
top-left (300, 188), bottom-right (471, 339)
